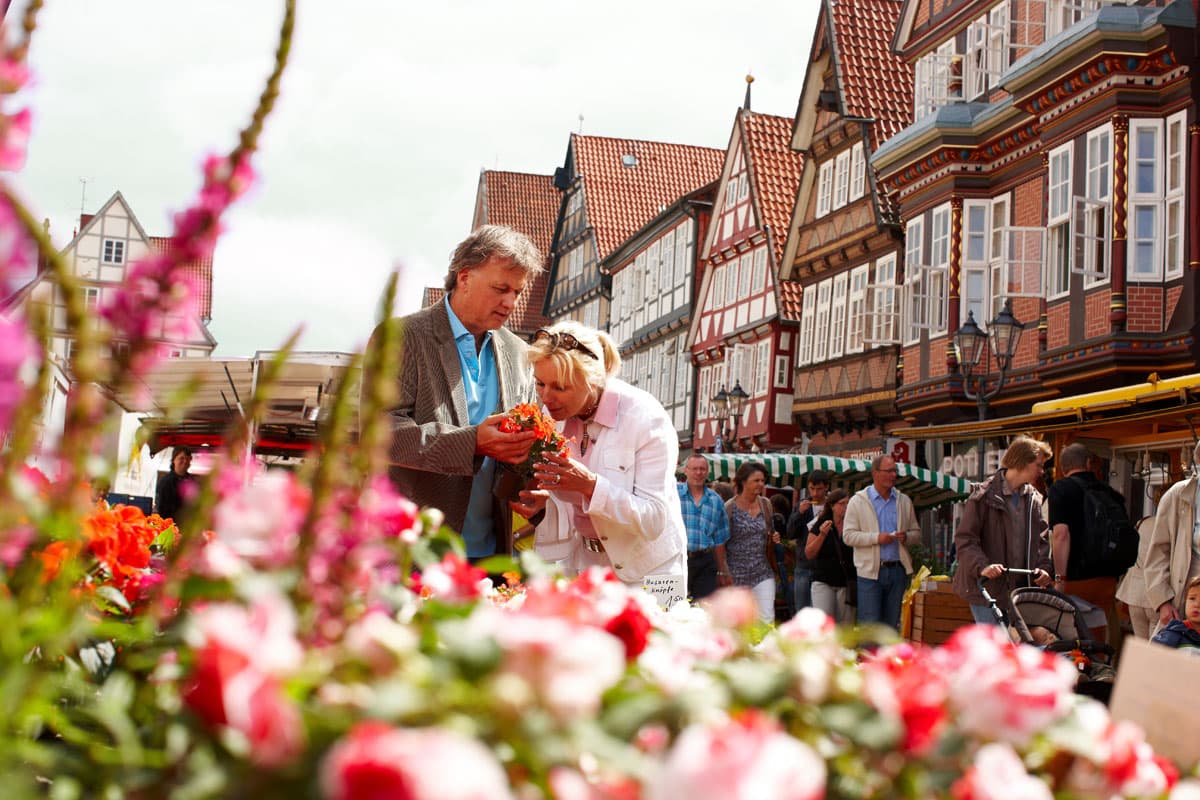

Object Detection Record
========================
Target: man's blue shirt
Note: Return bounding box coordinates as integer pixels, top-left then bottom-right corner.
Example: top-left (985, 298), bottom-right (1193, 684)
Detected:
top-left (869, 485), bottom-right (901, 562)
top-left (446, 298), bottom-right (499, 557)
top-left (677, 483), bottom-right (730, 551)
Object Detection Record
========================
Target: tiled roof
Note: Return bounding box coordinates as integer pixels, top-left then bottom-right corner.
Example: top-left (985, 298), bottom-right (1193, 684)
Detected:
top-left (828, 0), bottom-right (913, 148)
top-left (778, 278), bottom-right (804, 323)
top-left (421, 287), bottom-right (445, 308)
top-left (740, 111), bottom-right (805, 268)
top-left (572, 134), bottom-right (724, 261)
top-left (476, 170), bottom-right (558, 334)
top-left (150, 237), bottom-right (213, 321)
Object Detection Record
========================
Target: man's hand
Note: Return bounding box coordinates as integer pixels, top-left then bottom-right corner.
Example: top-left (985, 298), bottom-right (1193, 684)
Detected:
top-left (894, 530), bottom-right (907, 545)
top-left (477, 413), bottom-right (538, 462)
top-left (981, 563), bottom-right (1005, 579)
top-left (771, 530), bottom-right (782, 545)
top-left (1031, 568), bottom-right (1052, 587)
top-left (1158, 600), bottom-right (1181, 626)
top-left (717, 571), bottom-right (734, 588)
top-left (798, 499), bottom-right (812, 515)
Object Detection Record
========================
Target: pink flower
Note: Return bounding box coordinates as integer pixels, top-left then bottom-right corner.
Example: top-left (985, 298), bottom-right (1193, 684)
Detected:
top-left (862, 643), bottom-right (948, 755)
top-left (648, 711), bottom-right (825, 800)
top-left (0, 108), bottom-right (31, 171)
top-left (776, 606), bottom-right (836, 642)
top-left (321, 721), bottom-right (515, 800)
top-left (211, 470), bottom-right (310, 567)
top-left (0, 525), bottom-right (33, 568)
top-left (0, 314), bottom-right (35, 434)
top-left (0, 58), bottom-right (30, 93)
top-left (354, 475), bottom-right (420, 542)
top-left (1064, 715), bottom-right (1178, 798)
top-left (487, 608), bottom-right (626, 720)
top-left (701, 586), bottom-right (760, 629)
top-left (182, 594), bottom-right (306, 767)
top-left (413, 552), bottom-right (487, 603)
top-left (936, 625), bottom-right (1077, 745)
top-left (951, 743), bottom-right (1053, 800)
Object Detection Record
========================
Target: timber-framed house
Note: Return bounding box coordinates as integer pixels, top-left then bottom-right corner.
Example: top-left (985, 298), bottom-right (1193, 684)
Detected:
top-left (872, 0), bottom-right (1198, 435)
top-left (606, 181), bottom-right (717, 450)
top-left (544, 134), bottom-right (723, 330)
top-left (687, 108), bottom-right (805, 452)
top-left (781, 0), bottom-right (914, 460)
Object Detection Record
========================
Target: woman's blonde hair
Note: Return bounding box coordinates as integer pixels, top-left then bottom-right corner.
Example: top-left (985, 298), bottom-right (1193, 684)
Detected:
top-left (526, 320), bottom-right (621, 392)
top-left (1002, 436), bottom-right (1052, 470)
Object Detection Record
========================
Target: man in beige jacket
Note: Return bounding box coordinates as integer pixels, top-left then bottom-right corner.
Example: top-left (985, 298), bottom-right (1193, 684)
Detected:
top-left (1143, 441), bottom-right (1200, 632)
top-left (843, 454), bottom-right (921, 630)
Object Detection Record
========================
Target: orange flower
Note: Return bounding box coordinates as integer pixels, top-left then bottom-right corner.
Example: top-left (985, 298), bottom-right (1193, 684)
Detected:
top-left (498, 404), bottom-right (570, 477)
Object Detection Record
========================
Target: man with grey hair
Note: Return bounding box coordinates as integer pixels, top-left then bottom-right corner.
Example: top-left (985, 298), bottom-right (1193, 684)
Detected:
top-left (372, 225), bottom-right (544, 559)
top-left (1142, 439), bottom-right (1200, 635)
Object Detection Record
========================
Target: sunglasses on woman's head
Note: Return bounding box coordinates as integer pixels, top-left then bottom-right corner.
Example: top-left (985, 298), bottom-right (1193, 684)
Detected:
top-left (530, 329), bottom-right (598, 360)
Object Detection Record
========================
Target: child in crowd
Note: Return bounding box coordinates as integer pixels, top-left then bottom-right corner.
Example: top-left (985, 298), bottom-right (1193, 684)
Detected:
top-left (1151, 576), bottom-right (1200, 652)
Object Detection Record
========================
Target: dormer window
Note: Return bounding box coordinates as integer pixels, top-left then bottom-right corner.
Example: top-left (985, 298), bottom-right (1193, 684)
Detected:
top-left (102, 239), bottom-right (124, 264)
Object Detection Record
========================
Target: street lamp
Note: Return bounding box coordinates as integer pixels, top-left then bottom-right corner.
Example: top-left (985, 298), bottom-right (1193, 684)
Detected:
top-left (954, 298), bottom-right (1024, 478)
top-left (710, 381), bottom-right (750, 452)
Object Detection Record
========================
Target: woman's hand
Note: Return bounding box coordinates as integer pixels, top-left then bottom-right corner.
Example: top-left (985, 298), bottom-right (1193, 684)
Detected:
top-left (1031, 568), bottom-right (1052, 587)
top-left (819, 520), bottom-right (833, 536)
top-left (533, 452), bottom-right (597, 501)
top-left (510, 488), bottom-right (549, 520)
top-left (980, 563), bottom-right (1005, 579)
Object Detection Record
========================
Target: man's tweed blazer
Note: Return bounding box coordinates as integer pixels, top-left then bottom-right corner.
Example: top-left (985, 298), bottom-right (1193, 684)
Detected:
top-left (373, 300), bottom-right (534, 550)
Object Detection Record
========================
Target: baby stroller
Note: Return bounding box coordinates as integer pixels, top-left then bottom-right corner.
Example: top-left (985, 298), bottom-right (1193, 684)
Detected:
top-left (978, 569), bottom-right (1116, 703)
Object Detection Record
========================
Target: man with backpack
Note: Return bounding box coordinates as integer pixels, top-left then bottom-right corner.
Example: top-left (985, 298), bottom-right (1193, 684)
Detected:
top-left (1048, 443), bottom-right (1138, 648)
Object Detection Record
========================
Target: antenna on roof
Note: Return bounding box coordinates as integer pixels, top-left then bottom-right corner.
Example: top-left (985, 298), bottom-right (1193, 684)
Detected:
top-left (744, 73), bottom-right (755, 111)
top-left (578, 113), bottom-right (584, 134)
top-left (78, 177), bottom-right (88, 218)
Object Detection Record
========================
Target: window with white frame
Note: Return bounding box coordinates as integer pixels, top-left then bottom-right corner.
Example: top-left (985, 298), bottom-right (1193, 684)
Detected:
top-left (963, 200), bottom-right (991, 325)
top-left (774, 355), bottom-right (790, 388)
top-left (828, 272), bottom-right (849, 359)
top-left (903, 217), bottom-right (927, 345)
top-left (816, 161), bottom-right (833, 217)
top-left (964, 4), bottom-right (1009, 100)
top-left (864, 254), bottom-right (900, 345)
top-left (632, 251), bottom-right (645, 310)
top-left (798, 284), bottom-right (817, 366)
top-left (751, 248), bottom-right (767, 293)
top-left (675, 346), bottom-right (690, 409)
top-left (755, 340), bottom-right (771, 396)
top-left (84, 286), bottom-right (100, 309)
top-left (1047, 142), bottom-right (1073, 296)
top-left (726, 178), bottom-right (738, 208)
top-left (738, 252), bottom-right (753, 297)
top-left (738, 170), bottom-right (750, 201)
top-left (1166, 112), bottom-right (1186, 279)
top-left (1047, 0), bottom-right (1105, 37)
top-left (1073, 125), bottom-right (1111, 285)
top-left (846, 264), bottom-right (870, 354)
top-left (907, 206), bottom-right (948, 340)
top-left (645, 241), bottom-right (660, 303)
top-left (660, 233), bottom-right (675, 296)
top-left (726, 259), bottom-right (739, 302)
top-left (705, 267), bottom-right (724, 309)
top-left (849, 143), bottom-right (866, 201)
top-left (699, 367), bottom-right (711, 418)
top-left (914, 39), bottom-right (961, 121)
top-left (812, 278), bottom-right (833, 364)
top-left (102, 239), bottom-right (124, 265)
top-left (834, 150), bottom-right (851, 209)
top-left (675, 223), bottom-right (691, 287)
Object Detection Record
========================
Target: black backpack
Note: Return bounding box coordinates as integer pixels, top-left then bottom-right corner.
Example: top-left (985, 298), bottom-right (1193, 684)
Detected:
top-left (1070, 475), bottom-right (1138, 578)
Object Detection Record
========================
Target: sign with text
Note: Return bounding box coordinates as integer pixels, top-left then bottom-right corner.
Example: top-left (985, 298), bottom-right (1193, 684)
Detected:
top-left (1109, 638), bottom-right (1200, 768)
top-left (642, 573), bottom-right (686, 609)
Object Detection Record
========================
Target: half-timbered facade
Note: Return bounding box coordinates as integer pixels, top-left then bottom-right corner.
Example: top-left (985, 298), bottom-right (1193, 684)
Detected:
top-left (544, 134), bottom-right (723, 330)
top-left (688, 109), bottom-right (805, 452)
top-left (470, 169), bottom-right (558, 337)
top-left (607, 182), bottom-right (716, 448)
top-left (26, 191), bottom-right (217, 365)
top-left (871, 0), bottom-right (1197, 481)
top-left (781, 0), bottom-right (914, 459)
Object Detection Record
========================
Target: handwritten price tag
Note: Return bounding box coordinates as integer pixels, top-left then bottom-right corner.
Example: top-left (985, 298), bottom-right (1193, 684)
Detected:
top-left (642, 573), bottom-right (686, 609)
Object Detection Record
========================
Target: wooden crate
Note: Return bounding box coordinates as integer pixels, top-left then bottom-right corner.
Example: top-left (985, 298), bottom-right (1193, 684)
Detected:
top-left (909, 581), bottom-right (974, 646)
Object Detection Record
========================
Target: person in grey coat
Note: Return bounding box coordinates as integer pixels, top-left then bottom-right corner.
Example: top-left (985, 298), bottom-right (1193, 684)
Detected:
top-left (370, 225), bottom-right (543, 559)
top-left (952, 436), bottom-right (1054, 623)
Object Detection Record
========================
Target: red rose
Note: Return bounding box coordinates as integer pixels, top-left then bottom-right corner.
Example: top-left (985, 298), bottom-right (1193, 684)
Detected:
top-left (604, 597), bottom-right (652, 660)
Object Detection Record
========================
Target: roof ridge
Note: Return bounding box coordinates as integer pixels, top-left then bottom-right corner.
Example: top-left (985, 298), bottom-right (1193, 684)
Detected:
top-left (573, 131), bottom-right (725, 154)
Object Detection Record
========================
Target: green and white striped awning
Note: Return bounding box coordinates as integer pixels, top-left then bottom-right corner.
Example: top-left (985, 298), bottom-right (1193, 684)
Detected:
top-left (702, 453), bottom-right (971, 511)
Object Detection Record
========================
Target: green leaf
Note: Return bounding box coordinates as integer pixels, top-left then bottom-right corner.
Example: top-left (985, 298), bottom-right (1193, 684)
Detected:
top-left (94, 585), bottom-right (131, 614)
top-left (722, 660), bottom-right (790, 706)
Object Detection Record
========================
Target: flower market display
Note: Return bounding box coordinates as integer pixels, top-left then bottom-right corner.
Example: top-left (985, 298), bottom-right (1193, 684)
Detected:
top-left (0, 3), bottom-right (1198, 799)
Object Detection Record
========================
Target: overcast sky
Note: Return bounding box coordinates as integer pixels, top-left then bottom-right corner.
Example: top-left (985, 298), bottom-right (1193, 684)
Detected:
top-left (12, 1), bottom-right (815, 356)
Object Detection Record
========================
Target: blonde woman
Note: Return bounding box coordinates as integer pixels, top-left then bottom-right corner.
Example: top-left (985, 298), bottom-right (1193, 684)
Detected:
top-left (511, 321), bottom-right (687, 586)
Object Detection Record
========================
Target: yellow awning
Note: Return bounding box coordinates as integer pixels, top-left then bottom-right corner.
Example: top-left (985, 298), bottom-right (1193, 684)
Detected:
top-left (1031, 372), bottom-right (1200, 414)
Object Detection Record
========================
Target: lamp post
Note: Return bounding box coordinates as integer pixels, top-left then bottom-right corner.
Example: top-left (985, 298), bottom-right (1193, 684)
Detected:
top-left (954, 298), bottom-right (1024, 479)
top-left (710, 381), bottom-right (750, 452)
